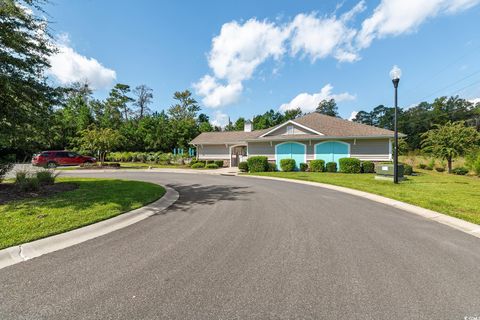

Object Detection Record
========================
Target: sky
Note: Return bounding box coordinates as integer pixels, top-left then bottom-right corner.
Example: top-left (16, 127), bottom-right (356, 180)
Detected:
top-left (43, 0), bottom-right (480, 127)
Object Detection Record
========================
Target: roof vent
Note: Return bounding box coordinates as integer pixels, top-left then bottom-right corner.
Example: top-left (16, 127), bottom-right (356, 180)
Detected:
top-left (244, 120), bottom-right (252, 132)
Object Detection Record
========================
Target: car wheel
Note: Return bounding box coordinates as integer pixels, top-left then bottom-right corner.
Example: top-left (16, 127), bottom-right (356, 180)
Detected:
top-left (46, 162), bottom-right (57, 168)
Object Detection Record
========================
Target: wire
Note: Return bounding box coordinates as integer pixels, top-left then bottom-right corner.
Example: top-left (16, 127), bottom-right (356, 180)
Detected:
top-left (413, 69), bottom-right (480, 102)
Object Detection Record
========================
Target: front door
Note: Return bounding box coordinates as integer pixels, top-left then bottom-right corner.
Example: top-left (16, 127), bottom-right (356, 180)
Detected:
top-left (231, 146), bottom-right (247, 167)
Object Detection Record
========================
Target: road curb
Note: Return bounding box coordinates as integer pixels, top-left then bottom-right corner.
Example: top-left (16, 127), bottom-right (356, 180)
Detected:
top-left (56, 168), bottom-right (241, 175)
top-left (241, 175), bottom-right (480, 239)
top-left (0, 185), bottom-right (179, 270)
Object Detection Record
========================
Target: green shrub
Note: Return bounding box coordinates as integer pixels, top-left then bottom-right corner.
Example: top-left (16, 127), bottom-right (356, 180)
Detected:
top-left (435, 167), bottom-right (445, 172)
top-left (280, 159), bottom-right (296, 172)
top-left (326, 162), bottom-right (337, 172)
top-left (190, 159), bottom-right (198, 165)
top-left (214, 160), bottom-right (224, 167)
top-left (427, 158), bottom-right (436, 170)
top-left (15, 170), bottom-right (40, 192)
top-left (339, 158), bottom-right (361, 173)
top-left (309, 160), bottom-right (325, 172)
top-left (191, 163), bottom-right (205, 169)
top-left (36, 170), bottom-right (58, 185)
top-left (403, 164), bottom-right (413, 175)
top-left (267, 162), bottom-right (277, 172)
top-left (452, 167), bottom-right (469, 175)
top-left (418, 163), bottom-right (427, 169)
top-left (472, 157), bottom-right (480, 176)
top-left (299, 163), bottom-right (308, 172)
top-left (361, 161), bottom-right (375, 173)
top-left (205, 163), bottom-right (219, 169)
top-left (247, 156), bottom-right (269, 173)
top-left (238, 161), bottom-right (248, 172)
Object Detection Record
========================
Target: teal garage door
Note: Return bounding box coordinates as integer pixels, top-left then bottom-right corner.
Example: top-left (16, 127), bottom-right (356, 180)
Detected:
top-left (275, 142), bottom-right (306, 171)
top-left (314, 142), bottom-right (350, 171)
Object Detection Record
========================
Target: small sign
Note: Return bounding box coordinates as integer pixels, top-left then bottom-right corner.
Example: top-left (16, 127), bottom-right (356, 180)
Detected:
top-left (382, 166), bottom-right (388, 170)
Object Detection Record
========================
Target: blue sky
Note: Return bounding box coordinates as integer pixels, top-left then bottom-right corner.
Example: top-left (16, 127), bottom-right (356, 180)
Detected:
top-left (44, 0), bottom-right (480, 126)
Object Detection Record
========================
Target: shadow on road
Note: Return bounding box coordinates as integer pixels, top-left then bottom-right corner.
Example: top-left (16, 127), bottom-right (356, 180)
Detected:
top-left (164, 183), bottom-right (254, 212)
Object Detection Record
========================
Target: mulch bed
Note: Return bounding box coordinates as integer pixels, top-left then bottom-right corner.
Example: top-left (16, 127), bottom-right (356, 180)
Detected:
top-left (0, 183), bottom-right (78, 205)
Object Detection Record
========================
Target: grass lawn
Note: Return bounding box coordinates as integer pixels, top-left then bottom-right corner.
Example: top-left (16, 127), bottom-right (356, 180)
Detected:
top-left (249, 170), bottom-right (480, 225)
top-left (0, 178), bottom-right (165, 249)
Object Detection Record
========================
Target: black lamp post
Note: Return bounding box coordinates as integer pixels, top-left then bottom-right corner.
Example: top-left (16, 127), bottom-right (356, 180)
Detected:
top-left (390, 65), bottom-right (402, 184)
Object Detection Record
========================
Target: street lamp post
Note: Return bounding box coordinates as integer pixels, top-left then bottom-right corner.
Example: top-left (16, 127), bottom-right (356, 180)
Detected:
top-left (389, 65), bottom-right (401, 184)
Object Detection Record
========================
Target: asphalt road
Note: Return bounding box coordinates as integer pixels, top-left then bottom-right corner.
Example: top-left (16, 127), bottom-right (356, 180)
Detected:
top-left (1, 172), bottom-right (479, 319)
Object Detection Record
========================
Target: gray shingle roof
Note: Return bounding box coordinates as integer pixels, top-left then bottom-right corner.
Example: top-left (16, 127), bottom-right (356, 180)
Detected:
top-left (190, 113), bottom-right (398, 145)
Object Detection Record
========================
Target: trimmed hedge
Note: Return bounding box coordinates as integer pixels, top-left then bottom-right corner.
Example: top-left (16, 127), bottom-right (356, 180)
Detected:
top-left (191, 162), bottom-right (205, 169)
top-left (326, 162), bottom-right (337, 172)
top-left (280, 159), bottom-right (296, 172)
top-left (309, 159), bottom-right (325, 172)
top-left (214, 160), bottom-right (224, 167)
top-left (361, 161), bottom-right (375, 173)
top-left (339, 158), bottom-right (361, 173)
top-left (452, 167), bottom-right (469, 175)
top-left (403, 164), bottom-right (413, 175)
top-left (205, 163), bottom-right (219, 169)
top-left (238, 161), bottom-right (248, 172)
top-left (247, 156), bottom-right (269, 173)
top-left (267, 162), bottom-right (277, 172)
top-left (299, 163), bottom-right (308, 172)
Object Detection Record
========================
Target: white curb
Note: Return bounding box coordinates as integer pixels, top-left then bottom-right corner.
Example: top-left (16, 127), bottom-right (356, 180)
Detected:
top-left (0, 186), bottom-right (179, 270)
top-left (242, 175), bottom-right (480, 239)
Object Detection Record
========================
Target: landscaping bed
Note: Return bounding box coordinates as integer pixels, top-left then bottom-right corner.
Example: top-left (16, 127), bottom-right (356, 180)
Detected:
top-left (0, 182), bottom-right (78, 205)
top-left (248, 170), bottom-right (480, 225)
top-left (0, 178), bottom-right (165, 249)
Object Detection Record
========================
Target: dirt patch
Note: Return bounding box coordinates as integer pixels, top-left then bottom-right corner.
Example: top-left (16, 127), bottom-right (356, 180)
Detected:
top-left (0, 183), bottom-right (78, 205)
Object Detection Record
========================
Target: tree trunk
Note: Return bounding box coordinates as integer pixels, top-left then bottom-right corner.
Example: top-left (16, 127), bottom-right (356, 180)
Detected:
top-left (447, 157), bottom-right (452, 173)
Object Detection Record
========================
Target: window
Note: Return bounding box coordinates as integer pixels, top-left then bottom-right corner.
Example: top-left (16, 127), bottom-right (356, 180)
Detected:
top-left (56, 152), bottom-right (69, 158)
top-left (286, 125), bottom-right (294, 135)
top-left (68, 152), bottom-right (78, 158)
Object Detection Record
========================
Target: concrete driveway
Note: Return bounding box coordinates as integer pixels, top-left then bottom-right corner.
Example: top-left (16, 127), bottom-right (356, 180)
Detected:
top-left (0, 171), bottom-right (479, 319)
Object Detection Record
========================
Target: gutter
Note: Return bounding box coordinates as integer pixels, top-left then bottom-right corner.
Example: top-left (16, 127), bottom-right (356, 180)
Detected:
top-left (244, 134), bottom-right (406, 142)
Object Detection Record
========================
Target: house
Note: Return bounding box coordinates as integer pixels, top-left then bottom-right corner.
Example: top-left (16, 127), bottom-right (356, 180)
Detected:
top-left (190, 112), bottom-right (401, 170)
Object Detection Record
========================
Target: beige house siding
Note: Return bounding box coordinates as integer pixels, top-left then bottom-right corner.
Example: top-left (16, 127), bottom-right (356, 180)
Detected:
top-left (247, 138), bottom-right (391, 162)
top-left (350, 139), bottom-right (391, 161)
top-left (197, 144), bottom-right (230, 160)
top-left (196, 139), bottom-right (391, 164)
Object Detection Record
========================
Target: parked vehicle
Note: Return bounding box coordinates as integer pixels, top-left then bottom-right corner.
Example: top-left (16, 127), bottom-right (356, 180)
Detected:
top-left (32, 151), bottom-right (96, 168)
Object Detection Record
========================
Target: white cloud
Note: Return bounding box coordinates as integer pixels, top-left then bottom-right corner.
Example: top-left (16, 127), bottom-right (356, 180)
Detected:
top-left (289, 2), bottom-right (365, 62)
top-left (208, 19), bottom-right (289, 83)
top-left (357, 0), bottom-right (480, 48)
top-left (211, 111), bottom-right (230, 127)
top-left (348, 111), bottom-right (358, 121)
top-left (48, 34), bottom-right (116, 90)
top-left (195, 0), bottom-right (479, 108)
top-left (193, 75), bottom-right (243, 108)
top-left (469, 98), bottom-right (480, 104)
top-left (279, 84), bottom-right (356, 113)
top-left (194, 19), bottom-right (289, 108)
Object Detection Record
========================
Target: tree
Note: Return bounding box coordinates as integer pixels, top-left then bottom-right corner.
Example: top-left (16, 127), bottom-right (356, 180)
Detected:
top-left (106, 84), bottom-right (134, 122)
top-left (198, 113), bottom-right (213, 132)
top-left (233, 117), bottom-right (246, 131)
top-left (316, 99), bottom-right (338, 117)
top-left (253, 109), bottom-right (284, 129)
top-left (284, 108), bottom-right (303, 120)
top-left (0, 0), bottom-right (61, 160)
top-left (421, 121), bottom-right (480, 173)
top-left (133, 85), bottom-right (153, 119)
top-left (78, 127), bottom-right (123, 164)
top-left (167, 90), bottom-right (200, 149)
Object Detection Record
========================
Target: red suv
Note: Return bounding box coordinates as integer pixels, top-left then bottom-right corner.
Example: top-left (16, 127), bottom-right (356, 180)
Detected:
top-left (32, 151), bottom-right (96, 168)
